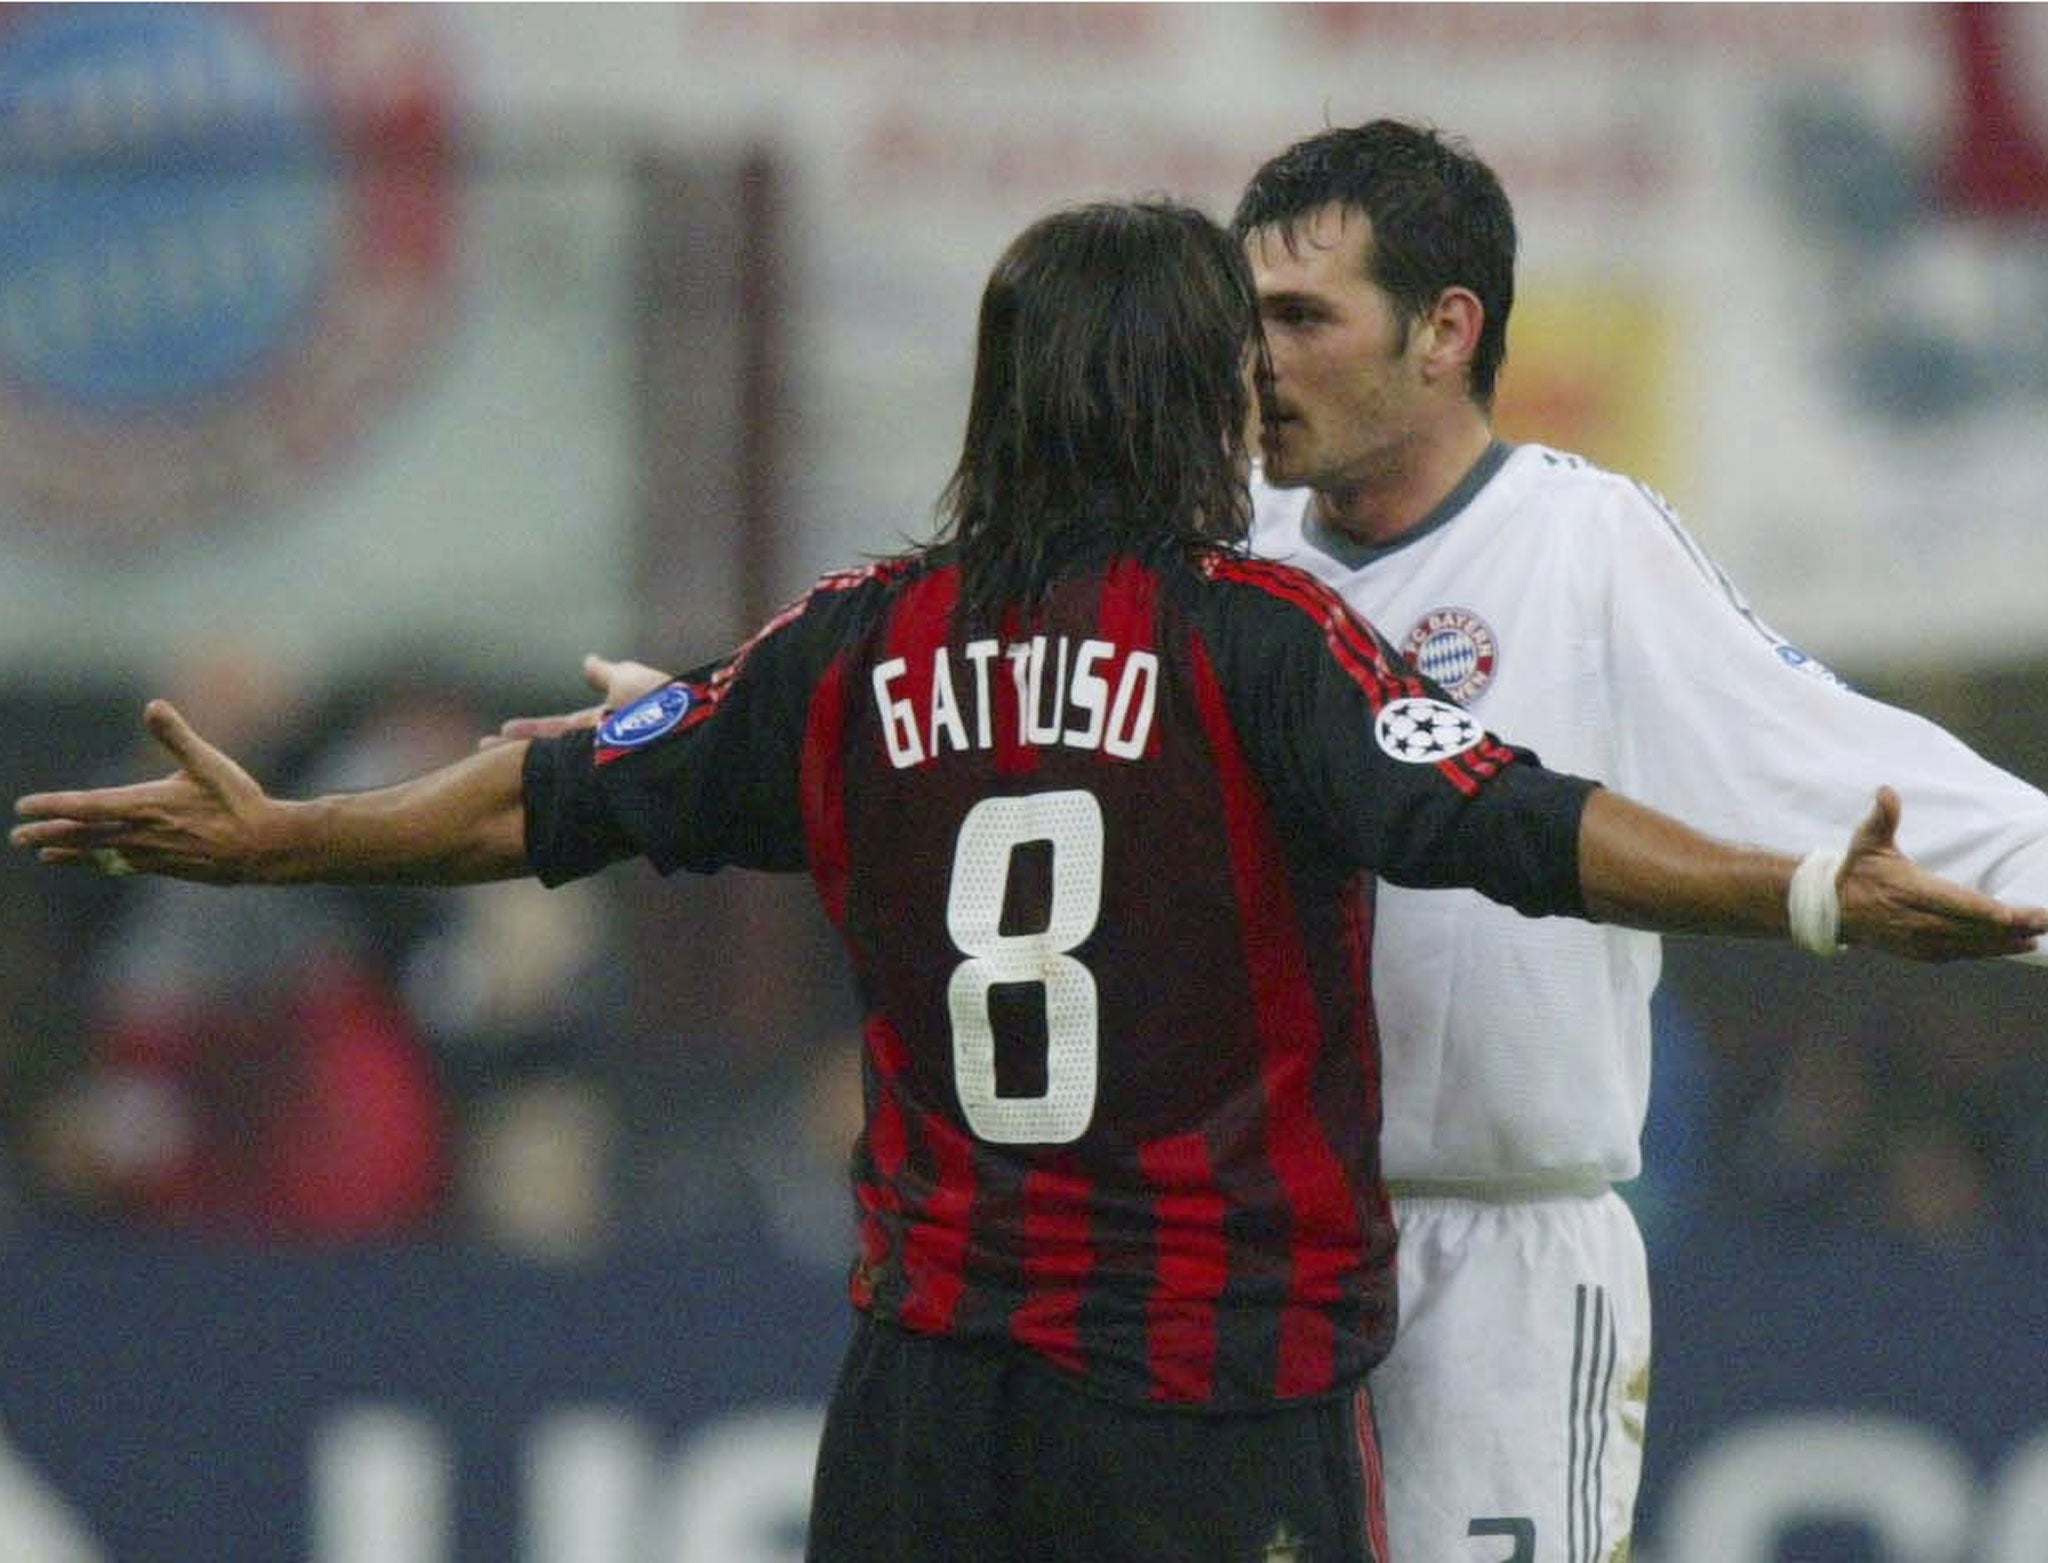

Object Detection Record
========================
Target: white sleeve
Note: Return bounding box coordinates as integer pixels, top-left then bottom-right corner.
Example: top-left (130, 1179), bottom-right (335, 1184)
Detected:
top-left (1589, 480), bottom-right (2048, 962)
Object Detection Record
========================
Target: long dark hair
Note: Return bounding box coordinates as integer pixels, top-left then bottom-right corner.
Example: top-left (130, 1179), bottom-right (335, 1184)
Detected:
top-left (934, 199), bottom-right (1259, 626)
top-left (1232, 120), bottom-right (1516, 407)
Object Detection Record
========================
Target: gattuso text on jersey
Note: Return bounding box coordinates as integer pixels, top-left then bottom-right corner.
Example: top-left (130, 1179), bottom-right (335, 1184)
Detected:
top-left (872, 636), bottom-right (1160, 768)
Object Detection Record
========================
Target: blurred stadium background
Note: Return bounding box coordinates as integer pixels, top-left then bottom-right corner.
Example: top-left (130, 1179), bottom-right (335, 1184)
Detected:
top-left (1, 5), bottom-right (2046, 1560)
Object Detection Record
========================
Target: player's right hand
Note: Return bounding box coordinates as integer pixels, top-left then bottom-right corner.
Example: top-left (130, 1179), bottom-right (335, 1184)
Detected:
top-left (479, 653), bottom-right (675, 749)
top-left (1838, 786), bottom-right (2048, 961)
top-left (11, 700), bottom-right (277, 883)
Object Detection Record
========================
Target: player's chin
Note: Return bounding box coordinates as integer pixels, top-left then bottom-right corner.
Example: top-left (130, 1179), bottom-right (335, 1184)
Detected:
top-left (1257, 430), bottom-right (1309, 487)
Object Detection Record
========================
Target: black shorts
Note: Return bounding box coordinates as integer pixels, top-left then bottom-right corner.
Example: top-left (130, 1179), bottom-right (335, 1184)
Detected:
top-left (807, 1315), bottom-right (1387, 1563)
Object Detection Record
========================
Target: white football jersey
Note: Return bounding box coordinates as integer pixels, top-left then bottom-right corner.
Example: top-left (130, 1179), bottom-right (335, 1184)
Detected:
top-left (1251, 442), bottom-right (2048, 1184)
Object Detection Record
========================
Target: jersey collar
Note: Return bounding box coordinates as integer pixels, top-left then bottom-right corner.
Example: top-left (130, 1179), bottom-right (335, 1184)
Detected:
top-left (1301, 439), bottom-right (1515, 569)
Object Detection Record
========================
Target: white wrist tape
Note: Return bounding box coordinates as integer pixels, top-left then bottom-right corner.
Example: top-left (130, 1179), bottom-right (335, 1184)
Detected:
top-left (1787, 847), bottom-right (1845, 956)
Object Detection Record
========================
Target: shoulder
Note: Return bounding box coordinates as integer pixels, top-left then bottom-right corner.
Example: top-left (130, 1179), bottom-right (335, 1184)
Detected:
top-left (1500, 442), bottom-right (1676, 528)
top-left (1187, 547), bottom-right (1411, 688)
top-left (806, 553), bottom-right (928, 609)
top-left (1196, 546), bottom-right (1350, 620)
top-left (1493, 443), bottom-right (1722, 595)
top-left (773, 554), bottom-right (928, 641)
top-left (700, 555), bottom-right (931, 704)
top-left (1509, 448), bottom-right (1835, 670)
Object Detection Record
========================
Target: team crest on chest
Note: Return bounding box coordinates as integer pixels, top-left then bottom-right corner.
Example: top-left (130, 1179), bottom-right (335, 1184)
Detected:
top-left (1401, 607), bottom-right (1498, 702)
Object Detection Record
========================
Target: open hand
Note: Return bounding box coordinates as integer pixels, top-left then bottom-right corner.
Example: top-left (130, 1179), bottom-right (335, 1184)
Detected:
top-left (11, 701), bottom-right (278, 883)
top-left (1838, 786), bottom-right (2048, 961)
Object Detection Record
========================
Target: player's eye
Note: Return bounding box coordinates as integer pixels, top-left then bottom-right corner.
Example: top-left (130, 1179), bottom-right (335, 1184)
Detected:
top-left (1264, 300), bottom-right (1328, 331)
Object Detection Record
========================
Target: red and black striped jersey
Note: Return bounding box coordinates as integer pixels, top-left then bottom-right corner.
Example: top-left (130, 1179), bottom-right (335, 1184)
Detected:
top-left (523, 546), bottom-right (1595, 1411)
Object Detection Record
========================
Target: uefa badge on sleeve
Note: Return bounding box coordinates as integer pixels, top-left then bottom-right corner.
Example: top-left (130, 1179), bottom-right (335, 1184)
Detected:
top-left (1374, 697), bottom-right (1485, 764)
top-left (595, 685), bottom-right (695, 761)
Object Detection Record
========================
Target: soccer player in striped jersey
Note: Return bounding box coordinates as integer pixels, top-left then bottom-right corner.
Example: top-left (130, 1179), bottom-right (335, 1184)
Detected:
top-left (15, 200), bottom-right (2041, 1563)
top-left (1236, 119), bottom-right (2048, 1563)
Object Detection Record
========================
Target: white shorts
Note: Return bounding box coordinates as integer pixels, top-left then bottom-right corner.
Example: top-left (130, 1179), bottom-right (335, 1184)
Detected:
top-left (1374, 1186), bottom-right (1650, 1563)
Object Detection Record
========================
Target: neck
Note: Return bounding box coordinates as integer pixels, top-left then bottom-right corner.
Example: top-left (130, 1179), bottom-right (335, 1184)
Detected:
top-left (1311, 416), bottom-right (1495, 547)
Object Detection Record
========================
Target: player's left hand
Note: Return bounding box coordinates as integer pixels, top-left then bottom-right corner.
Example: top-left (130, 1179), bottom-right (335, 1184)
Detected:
top-left (1838, 786), bottom-right (2048, 961)
top-left (479, 653), bottom-right (674, 749)
top-left (11, 700), bottom-right (277, 883)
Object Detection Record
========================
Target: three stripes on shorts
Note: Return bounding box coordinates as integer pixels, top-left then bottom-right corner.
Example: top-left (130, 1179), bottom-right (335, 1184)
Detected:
top-left (1566, 1283), bottom-right (1618, 1563)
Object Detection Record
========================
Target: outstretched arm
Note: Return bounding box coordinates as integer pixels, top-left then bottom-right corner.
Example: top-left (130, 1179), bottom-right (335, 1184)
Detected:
top-left (12, 700), bottom-right (531, 886)
top-left (1579, 785), bottom-right (2048, 962)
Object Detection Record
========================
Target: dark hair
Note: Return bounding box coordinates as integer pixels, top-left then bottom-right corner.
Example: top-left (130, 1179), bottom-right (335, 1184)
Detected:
top-left (1232, 120), bottom-right (1516, 406)
top-left (935, 199), bottom-right (1258, 625)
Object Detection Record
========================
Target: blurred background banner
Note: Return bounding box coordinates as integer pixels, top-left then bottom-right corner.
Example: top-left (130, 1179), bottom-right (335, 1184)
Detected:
top-left (2, 5), bottom-right (2046, 1560)
top-left (0, 1220), bottom-right (2041, 1563)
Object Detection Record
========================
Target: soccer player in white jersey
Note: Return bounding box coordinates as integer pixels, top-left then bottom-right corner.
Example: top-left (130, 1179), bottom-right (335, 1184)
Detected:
top-left (487, 126), bottom-right (2048, 1560)
top-left (1233, 119), bottom-right (2048, 1563)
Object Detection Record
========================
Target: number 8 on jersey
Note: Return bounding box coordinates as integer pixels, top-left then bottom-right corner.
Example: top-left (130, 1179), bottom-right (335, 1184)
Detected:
top-left (945, 789), bottom-right (1103, 1144)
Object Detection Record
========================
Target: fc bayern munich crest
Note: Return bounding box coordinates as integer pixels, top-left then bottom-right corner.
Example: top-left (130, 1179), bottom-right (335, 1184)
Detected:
top-left (1402, 607), bottom-right (1499, 703)
top-left (0, 5), bottom-right (458, 550)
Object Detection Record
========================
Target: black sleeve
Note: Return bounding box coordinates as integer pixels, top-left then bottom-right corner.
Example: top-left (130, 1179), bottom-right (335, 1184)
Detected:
top-left (521, 585), bottom-right (862, 887)
top-left (1208, 572), bottom-right (1597, 919)
top-left (523, 728), bottom-right (635, 887)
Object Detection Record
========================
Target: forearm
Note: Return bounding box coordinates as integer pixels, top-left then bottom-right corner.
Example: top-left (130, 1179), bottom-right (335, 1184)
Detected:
top-left (1577, 788), bottom-right (1793, 938)
top-left (266, 741), bottom-right (531, 885)
top-left (1577, 785), bottom-right (2048, 962)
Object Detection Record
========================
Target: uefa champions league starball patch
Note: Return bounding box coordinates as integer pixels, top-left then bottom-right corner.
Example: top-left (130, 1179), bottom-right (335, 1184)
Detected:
top-left (1374, 697), bottom-right (1485, 763)
top-left (1401, 607), bottom-right (1498, 703)
top-left (597, 685), bottom-right (694, 750)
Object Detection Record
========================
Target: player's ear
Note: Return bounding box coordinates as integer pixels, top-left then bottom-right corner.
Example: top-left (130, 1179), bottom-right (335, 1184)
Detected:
top-left (1418, 287), bottom-right (1483, 388)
